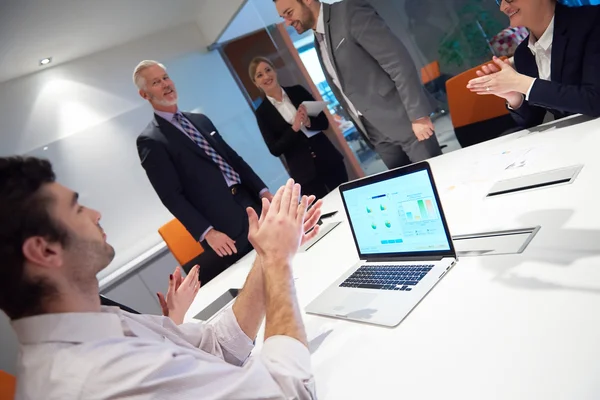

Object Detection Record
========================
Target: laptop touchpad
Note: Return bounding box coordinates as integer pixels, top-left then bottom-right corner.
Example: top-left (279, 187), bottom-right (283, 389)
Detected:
top-left (334, 293), bottom-right (378, 316)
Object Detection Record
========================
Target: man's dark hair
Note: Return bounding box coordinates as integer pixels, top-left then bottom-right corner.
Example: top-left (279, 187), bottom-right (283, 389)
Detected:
top-left (0, 156), bottom-right (67, 319)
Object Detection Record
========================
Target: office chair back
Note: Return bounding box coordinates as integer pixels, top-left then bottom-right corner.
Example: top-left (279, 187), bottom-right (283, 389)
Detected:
top-left (158, 218), bottom-right (204, 266)
top-left (445, 58), bottom-right (518, 147)
top-left (421, 61), bottom-right (441, 85)
top-left (0, 370), bottom-right (16, 400)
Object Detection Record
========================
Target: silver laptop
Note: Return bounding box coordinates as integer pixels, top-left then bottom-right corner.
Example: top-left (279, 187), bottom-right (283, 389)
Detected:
top-left (305, 162), bottom-right (457, 327)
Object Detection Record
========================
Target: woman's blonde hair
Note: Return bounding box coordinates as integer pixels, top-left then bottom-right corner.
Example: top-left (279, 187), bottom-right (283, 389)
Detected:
top-left (248, 56), bottom-right (276, 83)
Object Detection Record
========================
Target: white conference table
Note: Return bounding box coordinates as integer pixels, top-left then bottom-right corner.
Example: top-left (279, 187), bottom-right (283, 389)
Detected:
top-left (185, 115), bottom-right (600, 400)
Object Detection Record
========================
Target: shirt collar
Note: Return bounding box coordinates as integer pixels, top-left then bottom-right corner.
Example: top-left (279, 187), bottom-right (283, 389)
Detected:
top-left (155, 109), bottom-right (180, 123)
top-left (12, 306), bottom-right (126, 345)
top-left (528, 16), bottom-right (555, 54)
top-left (266, 87), bottom-right (287, 105)
top-left (315, 3), bottom-right (325, 35)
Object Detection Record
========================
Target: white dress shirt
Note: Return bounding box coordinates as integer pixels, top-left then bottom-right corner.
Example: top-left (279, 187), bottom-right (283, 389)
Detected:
top-left (267, 88), bottom-right (320, 138)
top-left (525, 17), bottom-right (554, 100)
top-left (12, 306), bottom-right (315, 399)
top-left (154, 109), bottom-right (268, 242)
top-left (315, 3), bottom-right (362, 119)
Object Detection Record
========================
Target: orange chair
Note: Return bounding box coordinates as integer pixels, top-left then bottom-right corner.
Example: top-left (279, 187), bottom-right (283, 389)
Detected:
top-left (0, 371), bottom-right (16, 400)
top-left (445, 58), bottom-right (519, 147)
top-left (158, 218), bottom-right (204, 267)
top-left (421, 61), bottom-right (441, 85)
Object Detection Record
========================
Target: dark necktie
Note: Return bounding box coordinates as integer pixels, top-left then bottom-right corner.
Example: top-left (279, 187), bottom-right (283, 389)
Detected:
top-left (173, 112), bottom-right (241, 185)
top-left (314, 31), bottom-right (325, 45)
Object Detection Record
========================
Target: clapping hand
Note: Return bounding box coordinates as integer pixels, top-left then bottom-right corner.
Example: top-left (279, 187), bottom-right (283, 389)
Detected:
top-left (157, 265), bottom-right (201, 325)
top-left (467, 56), bottom-right (534, 107)
top-left (246, 179), bottom-right (321, 263)
top-left (292, 105), bottom-right (310, 131)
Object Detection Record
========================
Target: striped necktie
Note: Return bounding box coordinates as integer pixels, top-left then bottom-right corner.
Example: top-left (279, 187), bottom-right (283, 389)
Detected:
top-left (173, 112), bottom-right (241, 185)
top-left (314, 31), bottom-right (325, 45)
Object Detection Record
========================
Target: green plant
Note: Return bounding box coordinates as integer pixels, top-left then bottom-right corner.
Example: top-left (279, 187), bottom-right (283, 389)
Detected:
top-left (438, 0), bottom-right (506, 69)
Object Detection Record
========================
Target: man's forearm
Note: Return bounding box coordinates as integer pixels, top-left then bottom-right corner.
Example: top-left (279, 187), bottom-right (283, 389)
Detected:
top-left (232, 258), bottom-right (266, 340)
top-left (262, 258), bottom-right (307, 347)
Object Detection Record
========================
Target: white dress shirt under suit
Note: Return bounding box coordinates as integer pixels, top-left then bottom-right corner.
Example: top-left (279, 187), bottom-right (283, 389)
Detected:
top-left (525, 17), bottom-right (554, 100)
top-left (314, 3), bottom-right (361, 120)
top-left (509, 17), bottom-right (554, 110)
top-left (11, 306), bottom-right (315, 399)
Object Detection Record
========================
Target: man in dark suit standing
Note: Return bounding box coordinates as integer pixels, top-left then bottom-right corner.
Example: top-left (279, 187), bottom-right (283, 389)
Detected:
top-left (134, 60), bottom-right (273, 283)
top-left (273, 0), bottom-right (442, 169)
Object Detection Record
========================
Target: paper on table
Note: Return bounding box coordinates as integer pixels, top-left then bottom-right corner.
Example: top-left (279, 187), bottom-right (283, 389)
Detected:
top-left (301, 101), bottom-right (328, 117)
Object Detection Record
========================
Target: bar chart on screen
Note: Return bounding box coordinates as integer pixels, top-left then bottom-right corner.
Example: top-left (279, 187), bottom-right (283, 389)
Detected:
top-left (400, 198), bottom-right (439, 222)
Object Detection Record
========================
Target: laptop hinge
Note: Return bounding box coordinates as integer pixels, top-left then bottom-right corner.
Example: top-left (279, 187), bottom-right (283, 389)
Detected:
top-left (365, 255), bottom-right (442, 262)
top-left (364, 254), bottom-right (454, 263)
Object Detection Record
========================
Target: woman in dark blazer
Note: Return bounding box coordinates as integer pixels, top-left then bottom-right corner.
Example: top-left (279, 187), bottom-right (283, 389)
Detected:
top-left (467, 0), bottom-right (600, 128)
top-left (249, 56), bottom-right (348, 199)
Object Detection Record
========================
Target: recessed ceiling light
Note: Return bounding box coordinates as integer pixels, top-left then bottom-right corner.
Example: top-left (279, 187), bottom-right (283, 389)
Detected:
top-left (39, 57), bottom-right (52, 66)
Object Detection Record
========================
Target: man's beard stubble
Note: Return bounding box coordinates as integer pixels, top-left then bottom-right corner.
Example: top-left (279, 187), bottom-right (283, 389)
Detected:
top-left (150, 90), bottom-right (178, 107)
top-left (297, 3), bottom-right (316, 34)
top-left (65, 231), bottom-right (115, 286)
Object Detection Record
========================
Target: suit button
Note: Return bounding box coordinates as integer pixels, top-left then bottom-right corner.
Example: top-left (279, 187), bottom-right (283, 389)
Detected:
top-left (311, 152), bottom-right (317, 158)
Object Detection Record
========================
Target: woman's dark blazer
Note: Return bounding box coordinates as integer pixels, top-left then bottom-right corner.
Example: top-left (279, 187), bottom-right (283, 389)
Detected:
top-left (255, 85), bottom-right (344, 184)
top-left (510, 3), bottom-right (600, 127)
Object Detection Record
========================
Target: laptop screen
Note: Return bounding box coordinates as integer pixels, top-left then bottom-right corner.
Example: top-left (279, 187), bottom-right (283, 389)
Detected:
top-left (341, 168), bottom-right (452, 256)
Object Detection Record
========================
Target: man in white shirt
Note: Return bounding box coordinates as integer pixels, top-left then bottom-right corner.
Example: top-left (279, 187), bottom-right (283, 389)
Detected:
top-left (0, 156), bottom-right (322, 399)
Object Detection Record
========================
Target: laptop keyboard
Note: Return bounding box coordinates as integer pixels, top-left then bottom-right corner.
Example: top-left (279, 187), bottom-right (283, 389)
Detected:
top-left (339, 265), bottom-right (434, 291)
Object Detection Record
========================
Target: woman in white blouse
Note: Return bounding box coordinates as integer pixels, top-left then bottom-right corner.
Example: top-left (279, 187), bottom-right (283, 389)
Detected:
top-left (250, 56), bottom-right (348, 199)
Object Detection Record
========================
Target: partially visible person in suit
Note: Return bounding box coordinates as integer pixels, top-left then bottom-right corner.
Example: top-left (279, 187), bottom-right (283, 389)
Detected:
top-left (467, 0), bottom-right (600, 128)
top-left (249, 57), bottom-right (348, 199)
top-left (273, 0), bottom-right (442, 169)
top-left (134, 60), bottom-right (274, 284)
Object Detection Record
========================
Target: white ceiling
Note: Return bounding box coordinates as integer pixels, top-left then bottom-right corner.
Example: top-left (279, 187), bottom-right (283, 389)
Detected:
top-left (0, 0), bottom-right (229, 84)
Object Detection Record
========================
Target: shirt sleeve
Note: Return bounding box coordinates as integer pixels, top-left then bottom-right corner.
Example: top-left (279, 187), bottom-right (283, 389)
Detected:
top-left (199, 226), bottom-right (213, 243)
top-left (525, 78), bottom-right (537, 101)
top-left (80, 318), bottom-right (316, 399)
top-left (260, 336), bottom-right (316, 398)
top-left (177, 307), bottom-right (254, 366)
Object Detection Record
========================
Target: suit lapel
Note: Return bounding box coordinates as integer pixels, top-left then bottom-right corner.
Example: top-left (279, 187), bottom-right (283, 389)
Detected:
top-left (283, 87), bottom-right (302, 110)
top-left (323, 4), bottom-right (345, 89)
top-left (517, 39), bottom-right (540, 79)
top-left (154, 114), bottom-right (213, 163)
top-left (183, 113), bottom-right (237, 168)
top-left (313, 35), bottom-right (329, 80)
top-left (550, 5), bottom-right (569, 82)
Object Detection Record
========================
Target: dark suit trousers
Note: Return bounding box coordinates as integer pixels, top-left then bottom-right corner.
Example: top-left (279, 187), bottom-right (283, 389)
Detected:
top-left (186, 186), bottom-right (261, 285)
top-left (302, 156), bottom-right (349, 199)
top-left (360, 117), bottom-right (442, 169)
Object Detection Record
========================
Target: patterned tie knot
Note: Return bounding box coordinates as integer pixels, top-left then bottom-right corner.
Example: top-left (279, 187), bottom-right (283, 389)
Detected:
top-left (315, 31), bottom-right (325, 44)
top-left (173, 112), bottom-right (185, 123)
